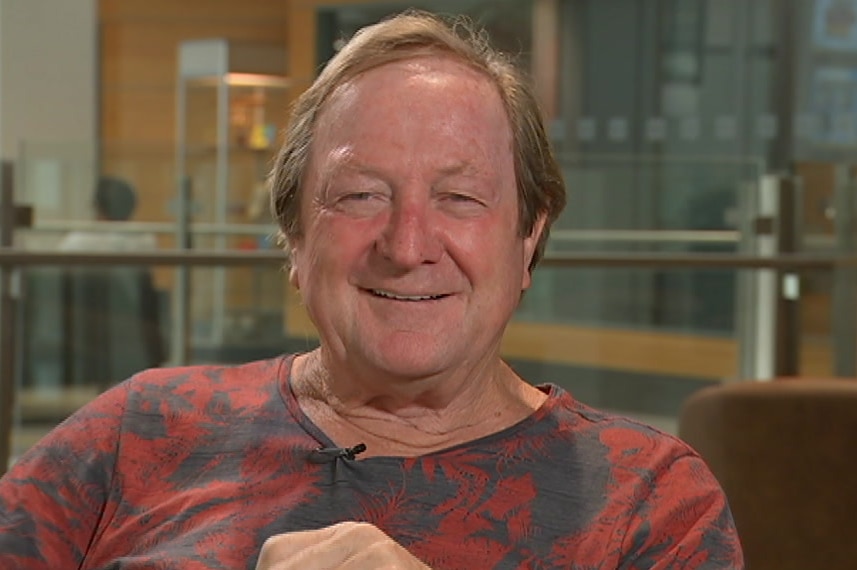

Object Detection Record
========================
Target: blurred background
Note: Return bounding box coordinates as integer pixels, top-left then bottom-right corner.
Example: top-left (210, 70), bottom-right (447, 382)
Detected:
top-left (0, 0), bottom-right (855, 482)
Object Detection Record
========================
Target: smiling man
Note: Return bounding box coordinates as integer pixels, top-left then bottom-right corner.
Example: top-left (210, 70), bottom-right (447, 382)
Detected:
top-left (288, 55), bottom-right (547, 436)
top-left (0, 10), bottom-right (743, 570)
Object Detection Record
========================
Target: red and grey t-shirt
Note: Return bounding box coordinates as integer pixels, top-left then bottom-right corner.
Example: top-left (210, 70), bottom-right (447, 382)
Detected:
top-left (0, 355), bottom-right (743, 569)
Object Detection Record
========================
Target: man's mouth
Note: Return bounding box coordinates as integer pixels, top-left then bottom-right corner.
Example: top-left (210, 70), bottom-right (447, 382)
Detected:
top-left (369, 289), bottom-right (448, 301)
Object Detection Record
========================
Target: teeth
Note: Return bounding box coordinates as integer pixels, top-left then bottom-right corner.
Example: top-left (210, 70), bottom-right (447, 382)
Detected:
top-left (372, 289), bottom-right (441, 301)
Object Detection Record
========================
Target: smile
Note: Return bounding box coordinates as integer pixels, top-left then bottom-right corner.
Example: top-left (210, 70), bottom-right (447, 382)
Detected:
top-left (370, 289), bottom-right (448, 301)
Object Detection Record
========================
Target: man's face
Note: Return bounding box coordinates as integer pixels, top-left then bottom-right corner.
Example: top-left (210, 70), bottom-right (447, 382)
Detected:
top-left (290, 56), bottom-right (543, 380)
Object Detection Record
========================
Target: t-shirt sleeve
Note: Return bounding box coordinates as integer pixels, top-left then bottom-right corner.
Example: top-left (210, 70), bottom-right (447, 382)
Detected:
top-left (620, 453), bottom-right (745, 569)
top-left (0, 382), bottom-right (128, 568)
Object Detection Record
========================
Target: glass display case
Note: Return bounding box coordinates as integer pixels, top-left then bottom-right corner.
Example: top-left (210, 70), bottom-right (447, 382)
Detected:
top-left (176, 38), bottom-right (292, 358)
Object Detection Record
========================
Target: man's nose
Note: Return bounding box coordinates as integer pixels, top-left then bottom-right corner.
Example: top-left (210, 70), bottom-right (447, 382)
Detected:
top-left (375, 198), bottom-right (442, 268)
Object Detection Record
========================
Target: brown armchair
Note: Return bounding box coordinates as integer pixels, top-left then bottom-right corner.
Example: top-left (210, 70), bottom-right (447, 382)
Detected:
top-left (678, 379), bottom-right (857, 569)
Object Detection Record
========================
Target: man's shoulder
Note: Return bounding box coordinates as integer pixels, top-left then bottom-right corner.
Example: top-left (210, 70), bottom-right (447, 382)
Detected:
top-left (129, 355), bottom-right (287, 385)
top-left (540, 383), bottom-right (697, 466)
top-left (118, 355), bottom-right (290, 414)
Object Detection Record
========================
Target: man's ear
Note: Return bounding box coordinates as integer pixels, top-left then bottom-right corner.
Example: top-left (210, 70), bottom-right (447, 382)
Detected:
top-left (521, 214), bottom-right (547, 291)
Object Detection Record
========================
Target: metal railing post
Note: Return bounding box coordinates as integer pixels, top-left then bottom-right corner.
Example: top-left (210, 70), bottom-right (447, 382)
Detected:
top-left (774, 175), bottom-right (802, 377)
top-left (0, 163), bottom-right (18, 472)
top-left (737, 175), bottom-right (779, 381)
top-left (832, 165), bottom-right (857, 376)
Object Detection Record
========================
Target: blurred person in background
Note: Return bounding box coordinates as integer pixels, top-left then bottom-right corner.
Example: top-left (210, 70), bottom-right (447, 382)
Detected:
top-left (59, 175), bottom-right (157, 252)
top-left (59, 174), bottom-right (165, 380)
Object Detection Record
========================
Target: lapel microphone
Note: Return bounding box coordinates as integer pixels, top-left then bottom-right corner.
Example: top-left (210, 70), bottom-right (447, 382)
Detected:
top-left (308, 443), bottom-right (368, 464)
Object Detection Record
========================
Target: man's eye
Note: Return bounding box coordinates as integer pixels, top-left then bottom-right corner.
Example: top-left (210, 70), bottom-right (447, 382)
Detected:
top-left (443, 192), bottom-right (480, 204)
top-left (342, 192), bottom-right (375, 201)
top-left (444, 193), bottom-right (487, 208)
top-left (437, 192), bottom-right (487, 217)
top-left (331, 191), bottom-right (388, 217)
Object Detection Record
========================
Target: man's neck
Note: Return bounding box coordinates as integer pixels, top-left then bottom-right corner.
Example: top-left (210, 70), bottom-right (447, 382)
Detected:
top-left (291, 349), bottom-right (547, 458)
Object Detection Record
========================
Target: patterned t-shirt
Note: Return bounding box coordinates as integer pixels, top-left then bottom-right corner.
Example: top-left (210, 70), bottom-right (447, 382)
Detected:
top-left (0, 355), bottom-right (743, 569)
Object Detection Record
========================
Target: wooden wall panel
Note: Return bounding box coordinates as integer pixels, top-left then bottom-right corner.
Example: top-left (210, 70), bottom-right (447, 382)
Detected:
top-left (101, 0), bottom-right (292, 21)
top-left (100, 89), bottom-right (175, 144)
top-left (100, 16), bottom-right (290, 145)
top-left (99, 0), bottom-right (291, 294)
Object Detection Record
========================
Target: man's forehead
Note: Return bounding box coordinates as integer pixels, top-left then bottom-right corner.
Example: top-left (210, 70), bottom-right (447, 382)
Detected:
top-left (327, 55), bottom-right (489, 105)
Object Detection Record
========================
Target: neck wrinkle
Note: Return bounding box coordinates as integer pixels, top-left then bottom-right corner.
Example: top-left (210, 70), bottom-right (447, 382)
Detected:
top-left (293, 348), bottom-right (540, 444)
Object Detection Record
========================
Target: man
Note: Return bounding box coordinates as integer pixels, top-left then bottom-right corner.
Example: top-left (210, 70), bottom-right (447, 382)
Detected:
top-left (0, 10), bottom-right (743, 569)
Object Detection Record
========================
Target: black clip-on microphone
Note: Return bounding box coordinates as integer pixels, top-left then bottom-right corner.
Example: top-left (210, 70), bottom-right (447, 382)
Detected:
top-left (309, 442), bottom-right (368, 464)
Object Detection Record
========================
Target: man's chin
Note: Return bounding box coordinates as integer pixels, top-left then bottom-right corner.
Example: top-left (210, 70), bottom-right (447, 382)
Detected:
top-left (360, 346), bottom-right (453, 382)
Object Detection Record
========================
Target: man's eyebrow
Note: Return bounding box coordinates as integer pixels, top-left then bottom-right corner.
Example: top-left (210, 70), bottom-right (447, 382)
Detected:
top-left (435, 162), bottom-right (480, 178)
top-left (324, 163), bottom-right (387, 184)
top-left (319, 156), bottom-right (482, 192)
top-left (324, 149), bottom-right (389, 179)
top-left (317, 156), bottom-right (390, 199)
top-left (317, 148), bottom-right (358, 187)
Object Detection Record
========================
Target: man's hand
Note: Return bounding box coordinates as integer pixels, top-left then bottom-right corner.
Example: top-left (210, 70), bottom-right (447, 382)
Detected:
top-left (255, 521), bottom-right (432, 569)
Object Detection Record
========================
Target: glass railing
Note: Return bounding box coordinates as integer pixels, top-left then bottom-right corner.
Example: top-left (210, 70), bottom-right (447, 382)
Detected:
top-left (2, 251), bottom-right (850, 470)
